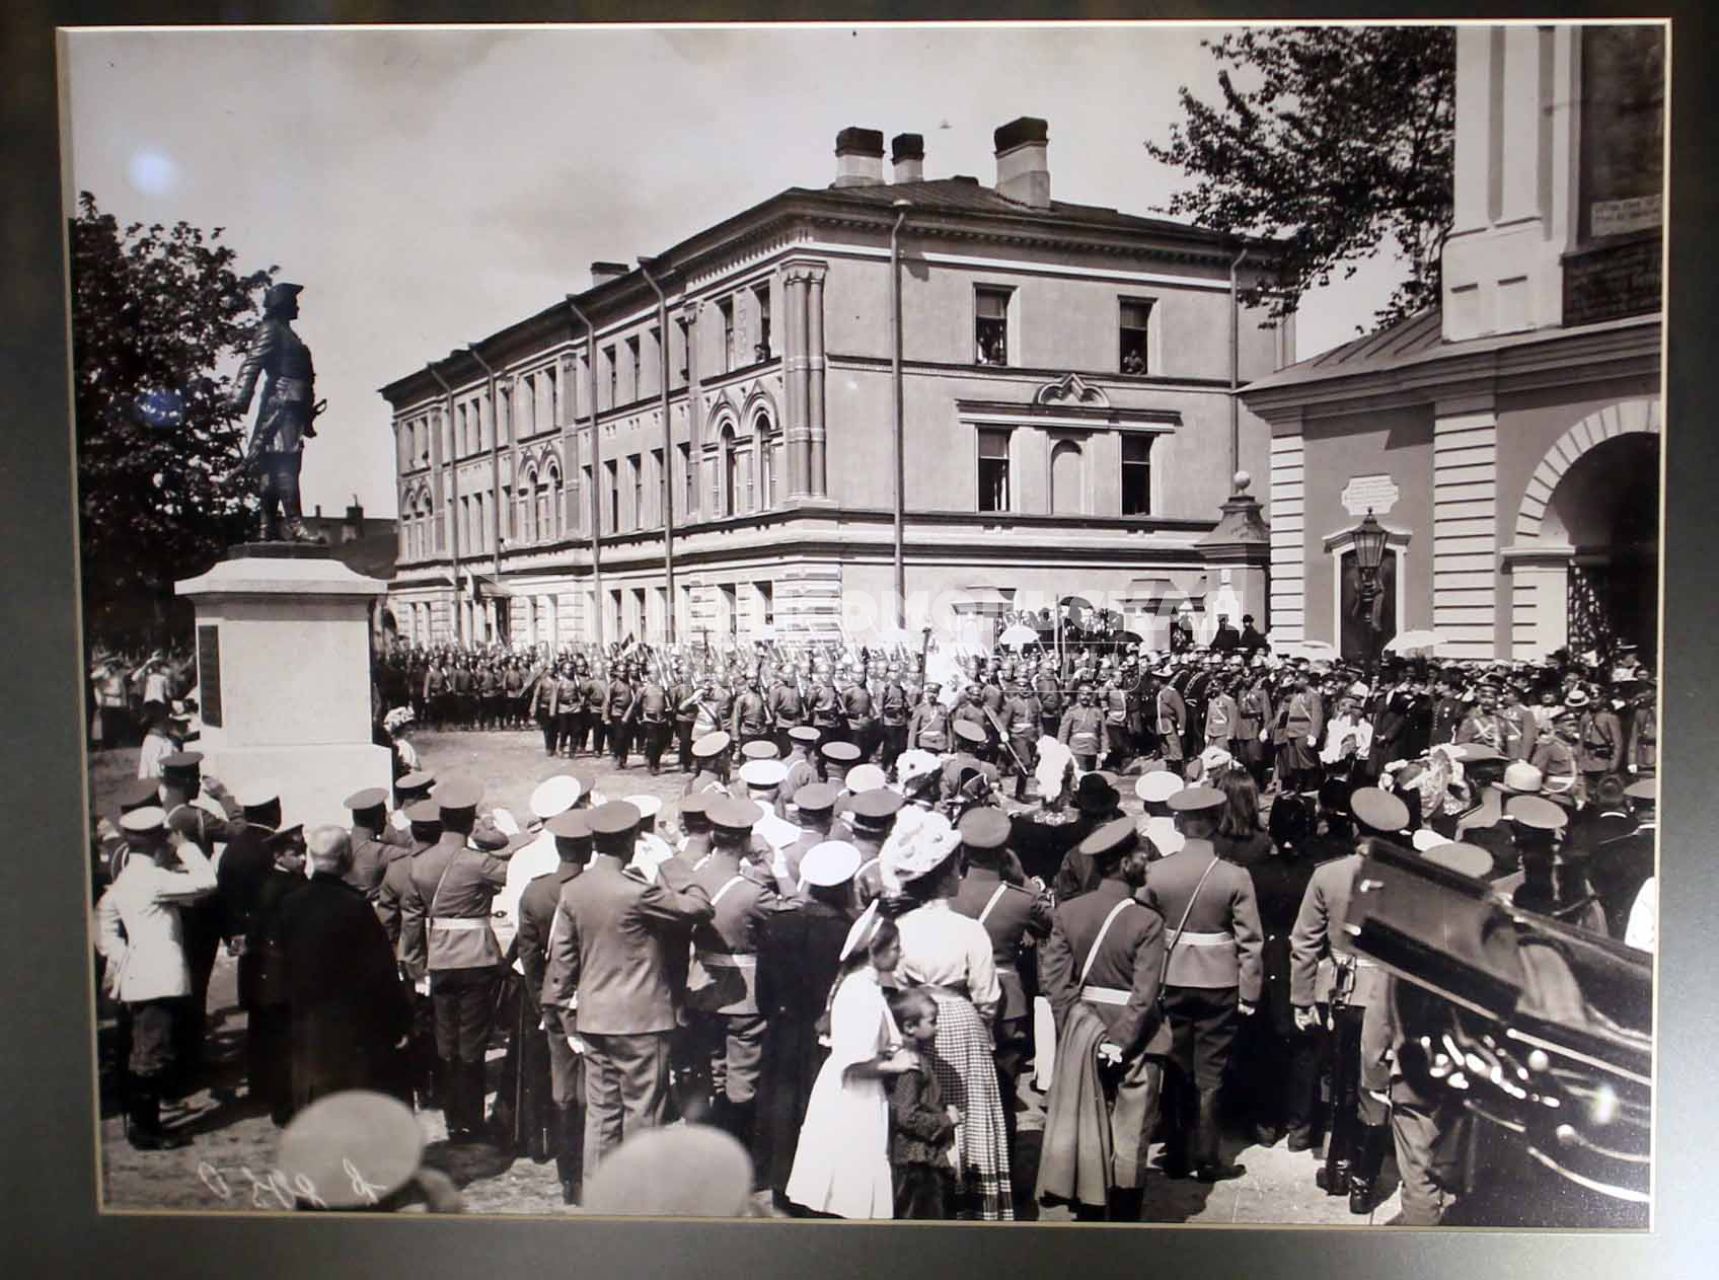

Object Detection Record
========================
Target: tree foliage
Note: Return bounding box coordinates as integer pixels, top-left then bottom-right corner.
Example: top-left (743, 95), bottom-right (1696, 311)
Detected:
top-left (71, 192), bottom-right (274, 643)
top-left (1146, 26), bottom-right (1456, 328)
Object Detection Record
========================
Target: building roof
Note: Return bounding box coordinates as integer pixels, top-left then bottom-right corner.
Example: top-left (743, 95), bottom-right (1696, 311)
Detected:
top-left (1242, 306), bottom-right (1660, 402)
top-left (791, 177), bottom-right (1265, 247)
top-left (380, 174), bottom-right (1278, 406)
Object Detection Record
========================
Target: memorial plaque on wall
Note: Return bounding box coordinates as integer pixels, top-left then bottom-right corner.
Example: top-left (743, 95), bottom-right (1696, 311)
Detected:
top-left (1564, 235), bottom-right (1663, 327)
top-left (196, 623), bottom-right (222, 728)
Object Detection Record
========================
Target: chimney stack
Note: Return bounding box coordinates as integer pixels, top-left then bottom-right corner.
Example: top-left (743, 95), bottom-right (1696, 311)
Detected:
top-left (833, 127), bottom-right (886, 188)
top-left (993, 117), bottom-right (1050, 209)
top-left (891, 133), bottom-right (925, 184)
top-left (590, 261), bottom-right (629, 287)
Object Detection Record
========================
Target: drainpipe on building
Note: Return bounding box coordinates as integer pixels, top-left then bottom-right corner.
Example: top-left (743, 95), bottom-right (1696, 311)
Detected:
top-left (425, 360), bottom-right (462, 645)
top-left (466, 345), bottom-right (504, 641)
top-left (1228, 244), bottom-right (1251, 482)
top-left (637, 257), bottom-right (676, 644)
top-left (890, 201), bottom-right (911, 630)
top-left (566, 295), bottom-right (605, 649)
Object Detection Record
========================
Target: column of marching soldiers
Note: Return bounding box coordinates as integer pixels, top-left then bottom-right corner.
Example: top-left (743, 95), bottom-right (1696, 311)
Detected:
top-left (95, 634), bottom-right (1658, 1222)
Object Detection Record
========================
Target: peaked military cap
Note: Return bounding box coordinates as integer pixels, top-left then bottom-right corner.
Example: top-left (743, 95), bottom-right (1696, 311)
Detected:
top-left (588, 800), bottom-right (642, 838)
top-left (792, 782), bottom-right (839, 814)
top-left (434, 778), bottom-right (483, 813)
top-left (846, 788), bottom-right (905, 824)
top-left (344, 787), bottom-right (389, 813)
top-left (1350, 786), bottom-right (1410, 834)
top-left (707, 796), bottom-right (764, 833)
top-left (160, 751), bottom-right (204, 774)
top-left (1167, 785), bottom-right (1225, 814)
top-left (953, 720), bottom-right (987, 747)
top-left (547, 810), bottom-right (592, 841)
top-left (821, 741), bottom-right (862, 764)
top-left (1078, 816), bottom-right (1140, 862)
top-left (958, 807), bottom-right (1012, 852)
top-left (692, 732), bottom-right (731, 759)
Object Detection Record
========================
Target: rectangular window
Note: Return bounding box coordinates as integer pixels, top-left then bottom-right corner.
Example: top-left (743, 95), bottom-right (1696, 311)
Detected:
top-left (604, 460), bottom-right (619, 534)
top-left (496, 387), bottom-right (510, 445)
top-left (721, 583), bottom-right (738, 639)
top-left (977, 428), bottom-right (1011, 512)
top-left (1120, 299), bottom-right (1153, 374)
top-left (759, 581), bottom-right (774, 628)
top-left (580, 465), bottom-right (592, 534)
top-left (653, 586), bottom-right (667, 640)
top-left (678, 442), bottom-right (694, 516)
top-left (626, 335), bottom-right (641, 402)
top-left (648, 326), bottom-right (661, 396)
top-left (753, 283), bottom-right (772, 362)
top-left (604, 346), bottom-right (617, 409)
top-left (1122, 434), bottom-right (1153, 516)
top-left (546, 366), bottom-right (559, 426)
top-left (627, 455), bottom-right (642, 531)
top-left (975, 287), bottom-right (1011, 366)
top-left (676, 318), bottom-right (691, 383)
top-left (678, 583), bottom-right (693, 638)
top-left (609, 589), bottom-right (623, 639)
top-left (652, 448), bottom-right (666, 528)
top-left (632, 588), bottom-right (646, 637)
top-left (719, 298), bottom-right (736, 373)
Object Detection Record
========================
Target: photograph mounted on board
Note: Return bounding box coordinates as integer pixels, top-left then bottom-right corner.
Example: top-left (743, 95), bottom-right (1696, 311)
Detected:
top-left (62, 20), bottom-right (1662, 1226)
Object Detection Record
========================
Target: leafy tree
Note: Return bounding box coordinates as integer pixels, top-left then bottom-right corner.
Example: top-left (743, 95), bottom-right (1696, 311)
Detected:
top-left (71, 192), bottom-right (274, 643)
top-left (1146, 26), bottom-right (1456, 328)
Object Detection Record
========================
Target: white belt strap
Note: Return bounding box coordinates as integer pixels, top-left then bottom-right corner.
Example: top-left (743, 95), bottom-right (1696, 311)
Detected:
top-left (1176, 930), bottom-right (1235, 947)
top-left (1079, 899), bottom-right (1135, 987)
top-left (431, 917), bottom-right (488, 932)
top-left (1080, 985), bottom-right (1131, 1006)
top-left (710, 874), bottom-right (746, 909)
top-left (977, 883), bottom-right (1010, 927)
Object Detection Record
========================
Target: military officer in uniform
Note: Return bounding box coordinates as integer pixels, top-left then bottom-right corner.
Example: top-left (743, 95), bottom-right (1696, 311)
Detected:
top-left (540, 800), bottom-right (714, 1177)
top-left (1290, 786), bottom-right (1408, 1213)
top-left (952, 806), bottom-right (1051, 1203)
top-left (906, 682), bottom-right (953, 754)
top-left (1140, 785), bottom-right (1264, 1182)
top-left (398, 778), bottom-right (509, 1143)
top-left (95, 807), bottom-right (218, 1149)
top-left (1037, 817), bottom-right (1169, 1220)
top-left (847, 787), bottom-right (904, 907)
top-left (515, 809), bottom-right (592, 1204)
top-left (683, 797), bottom-right (778, 1152)
top-left (877, 664), bottom-right (913, 773)
top-left (345, 786), bottom-right (409, 898)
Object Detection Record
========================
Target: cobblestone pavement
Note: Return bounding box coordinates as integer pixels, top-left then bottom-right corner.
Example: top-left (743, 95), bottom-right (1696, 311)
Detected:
top-left (92, 730), bottom-right (1404, 1224)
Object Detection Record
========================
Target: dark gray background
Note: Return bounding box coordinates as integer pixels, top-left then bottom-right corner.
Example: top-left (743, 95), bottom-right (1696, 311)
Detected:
top-left (3, 3), bottom-right (1712, 1276)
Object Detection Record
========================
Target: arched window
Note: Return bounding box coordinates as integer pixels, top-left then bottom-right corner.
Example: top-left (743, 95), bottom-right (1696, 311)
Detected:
top-left (546, 464), bottom-right (563, 539)
top-left (721, 427), bottom-right (738, 518)
top-left (754, 414), bottom-right (776, 510)
top-left (520, 467), bottom-right (538, 543)
top-left (536, 464), bottom-right (553, 541)
top-left (1051, 440), bottom-right (1084, 515)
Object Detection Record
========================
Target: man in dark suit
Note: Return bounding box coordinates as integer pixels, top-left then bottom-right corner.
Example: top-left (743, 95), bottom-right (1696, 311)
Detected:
top-left (516, 810), bottom-right (591, 1204)
top-left (277, 827), bottom-right (411, 1116)
top-left (1038, 818), bottom-right (1168, 1221)
top-left (540, 800), bottom-right (713, 1178)
top-left (240, 823), bottom-right (308, 1123)
top-left (1140, 786), bottom-right (1264, 1183)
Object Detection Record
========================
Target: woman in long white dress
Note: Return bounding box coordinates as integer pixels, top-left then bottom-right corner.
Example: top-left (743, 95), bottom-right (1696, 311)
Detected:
top-left (785, 915), bottom-right (910, 1218)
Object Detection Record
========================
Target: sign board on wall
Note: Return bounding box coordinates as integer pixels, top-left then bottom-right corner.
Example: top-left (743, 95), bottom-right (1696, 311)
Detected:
top-left (1340, 474), bottom-right (1400, 518)
top-left (196, 623), bottom-right (222, 728)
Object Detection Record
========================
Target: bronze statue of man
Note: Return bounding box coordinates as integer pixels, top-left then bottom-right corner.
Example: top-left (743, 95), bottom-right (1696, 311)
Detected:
top-left (231, 281), bottom-right (324, 542)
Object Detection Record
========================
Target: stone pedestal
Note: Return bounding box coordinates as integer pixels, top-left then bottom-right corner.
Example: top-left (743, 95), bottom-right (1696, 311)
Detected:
top-left (176, 544), bottom-right (392, 829)
top-left (1196, 473), bottom-right (1273, 629)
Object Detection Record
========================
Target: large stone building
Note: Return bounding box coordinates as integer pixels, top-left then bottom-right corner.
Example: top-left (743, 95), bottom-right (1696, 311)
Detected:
top-left (380, 119), bottom-right (1288, 651)
top-left (1246, 24), bottom-right (1664, 665)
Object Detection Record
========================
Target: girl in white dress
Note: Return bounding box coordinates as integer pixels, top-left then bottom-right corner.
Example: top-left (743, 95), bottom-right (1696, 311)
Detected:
top-left (785, 913), bottom-right (912, 1218)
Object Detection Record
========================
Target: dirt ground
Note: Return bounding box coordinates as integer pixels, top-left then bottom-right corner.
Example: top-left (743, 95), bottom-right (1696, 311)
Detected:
top-left (89, 729), bottom-right (1402, 1223)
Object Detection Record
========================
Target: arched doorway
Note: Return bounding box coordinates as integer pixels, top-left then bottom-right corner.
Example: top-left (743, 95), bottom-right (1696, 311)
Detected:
top-left (1543, 432), bottom-right (1659, 663)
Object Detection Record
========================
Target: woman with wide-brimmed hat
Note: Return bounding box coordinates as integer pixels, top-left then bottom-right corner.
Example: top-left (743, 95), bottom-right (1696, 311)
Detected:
top-left (881, 807), bottom-right (1013, 1220)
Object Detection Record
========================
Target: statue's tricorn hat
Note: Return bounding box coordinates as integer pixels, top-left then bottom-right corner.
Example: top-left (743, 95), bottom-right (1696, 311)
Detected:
top-left (264, 281), bottom-right (304, 311)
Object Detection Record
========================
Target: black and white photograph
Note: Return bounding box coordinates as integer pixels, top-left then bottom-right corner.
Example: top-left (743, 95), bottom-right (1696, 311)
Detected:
top-left (63, 19), bottom-right (1662, 1226)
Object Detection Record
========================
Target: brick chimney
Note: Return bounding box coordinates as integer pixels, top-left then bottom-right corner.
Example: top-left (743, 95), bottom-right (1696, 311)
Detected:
top-left (833, 127), bottom-right (885, 188)
top-left (590, 261), bottom-right (629, 287)
top-left (994, 116), bottom-right (1050, 209)
top-left (891, 133), bottom-right (925, 184)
